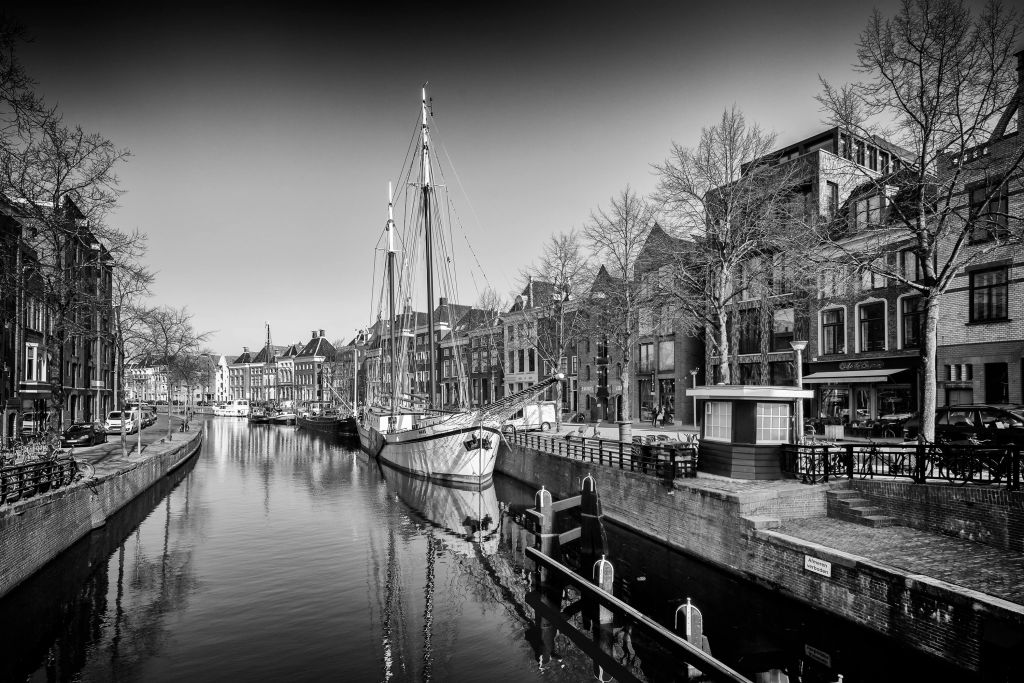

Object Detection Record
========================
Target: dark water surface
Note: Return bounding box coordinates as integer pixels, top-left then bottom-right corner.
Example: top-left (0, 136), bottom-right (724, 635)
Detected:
top-left (0, 417), bottom-right (977, 682)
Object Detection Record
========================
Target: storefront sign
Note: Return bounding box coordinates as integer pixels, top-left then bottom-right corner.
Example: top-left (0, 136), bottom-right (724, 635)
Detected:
top-left (804, 643), bottom-right (833, 668)
top-left (804, 555), bottom-right (832, 577)
top-left (838, 360), bottom-right (884, 371)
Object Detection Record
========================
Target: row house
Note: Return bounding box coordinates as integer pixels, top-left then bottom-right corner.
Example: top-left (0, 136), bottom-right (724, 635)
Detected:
top-left (577, 266), bottom-right (625, 422)
top-left (228, 347), bottom-right (255, 400)
top-left (1, 197), bottom-right (117, 440)
top-left (438, 307), bottom-right (503, 409)
top-left (935, 50), bottom-right (1024, 407)
top-left (295, 329), bottom-right (337, 403)
top-left (705, 127), bottom-right (915, 427)
top-left (634, 225), bottom-right (704, 424)
top-left (275, 344), bottom-right (300, 403)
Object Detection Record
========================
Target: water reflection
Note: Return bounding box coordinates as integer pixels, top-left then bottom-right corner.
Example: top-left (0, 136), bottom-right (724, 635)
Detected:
top-left (0, 449), bottom-right (199, 682)
top-left (0, 418), bottom-right (982, 683)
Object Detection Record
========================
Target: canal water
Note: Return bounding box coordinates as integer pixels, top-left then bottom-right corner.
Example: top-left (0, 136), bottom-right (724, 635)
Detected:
top-left (0, 416), bottom-right (978, 682)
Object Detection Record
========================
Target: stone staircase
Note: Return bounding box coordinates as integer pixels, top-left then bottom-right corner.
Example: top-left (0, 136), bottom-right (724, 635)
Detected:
top-left (826, 489), bottom-right (896, 528)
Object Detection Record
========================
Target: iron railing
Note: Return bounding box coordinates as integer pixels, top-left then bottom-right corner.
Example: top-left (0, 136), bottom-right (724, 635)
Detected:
top-left (508, 430), bottom-right (697, 480)
top-left (781, 441), bottom-right (1021, 490)
top-left (0, 455), bottom-right (89, 506)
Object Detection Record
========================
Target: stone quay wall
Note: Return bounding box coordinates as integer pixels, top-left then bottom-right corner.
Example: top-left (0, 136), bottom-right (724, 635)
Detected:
top-left (0, 431), bottom-right (203, 599)
top-left (495, 442), bottom-right (1023, 673)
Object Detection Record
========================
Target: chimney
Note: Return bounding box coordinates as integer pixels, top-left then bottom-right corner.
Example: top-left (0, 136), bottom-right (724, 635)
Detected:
top-left (438, 296), bottom-right (448, 308)
top-left (242, 346), bottom-right (249, 353)
top-left (319, 329), bottom-right (325, 338)
top-left (311, 330), bottom-right (317, 339)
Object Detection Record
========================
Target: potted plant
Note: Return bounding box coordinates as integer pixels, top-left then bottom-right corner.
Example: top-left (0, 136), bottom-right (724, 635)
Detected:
top-left (822, 415), bottom-right (845, 440)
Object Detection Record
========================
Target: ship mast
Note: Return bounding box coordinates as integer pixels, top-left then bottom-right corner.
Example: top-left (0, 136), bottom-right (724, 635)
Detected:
top-left (386, 182), bottom-right (398, 423)
top-left (421, 87), bottom-right (437, 409)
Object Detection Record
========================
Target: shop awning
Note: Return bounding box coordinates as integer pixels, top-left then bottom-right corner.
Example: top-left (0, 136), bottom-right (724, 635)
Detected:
top-left (802, 369), bottom-right (904, 384)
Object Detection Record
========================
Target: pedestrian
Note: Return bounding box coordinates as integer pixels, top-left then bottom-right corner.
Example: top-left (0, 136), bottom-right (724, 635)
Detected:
top-left (656, 405), bottom-right (665, 427)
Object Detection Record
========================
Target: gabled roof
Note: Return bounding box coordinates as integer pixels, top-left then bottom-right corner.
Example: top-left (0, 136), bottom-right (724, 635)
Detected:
top-left (509, 279), bottom-right (560, 312)
top-left (435, 302), bottom-right (473, 326)
top-left (251, 344), bottom-right (289, 364)
top-left (298, 336), bottom-right (337, 360)
top-left (636, 223), bottom-right (691, 275)
top-left (232, 350), bottom-right (254, 364)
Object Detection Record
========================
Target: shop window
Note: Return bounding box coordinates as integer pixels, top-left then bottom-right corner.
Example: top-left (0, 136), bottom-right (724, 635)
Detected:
top-left (901, 297), bottom-right (922, 349)
top-left (969, 267), bottom-right (1008, 322)
top-left (705, 401), bottom-right (732, 442)
top-left (756, 403), bottom-right (790, 444)
top-left (769, 361), bottom-right (793, 385)
top-left (638, 343), bottom-right (654, 372)
top-left (859, 302), bottom-right (886, 351)
top-left (821, 309), bottom-right (845, 355)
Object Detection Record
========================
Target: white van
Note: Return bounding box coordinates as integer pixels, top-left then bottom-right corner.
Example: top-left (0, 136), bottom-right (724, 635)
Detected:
top-left (503, 401), bottom-right (557, 432)
top-left (214, 399), bottom-right (250, 417)
top-left (104, 410), bottom-right (139, 434)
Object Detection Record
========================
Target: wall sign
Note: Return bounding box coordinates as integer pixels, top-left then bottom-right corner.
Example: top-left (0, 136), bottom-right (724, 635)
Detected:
top-left (839, 360), bottom-right (884, 371)
top-left (804, 555), bottom-right (832, 577)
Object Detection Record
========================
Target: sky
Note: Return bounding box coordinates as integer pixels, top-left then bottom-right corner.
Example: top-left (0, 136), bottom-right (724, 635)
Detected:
top-left (5, 0), bottom-right (942, 356)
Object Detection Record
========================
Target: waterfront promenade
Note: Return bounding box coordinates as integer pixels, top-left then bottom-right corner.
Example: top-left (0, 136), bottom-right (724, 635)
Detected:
top-left (504, 425), bottom-right (1024, 674)
top-left (0, 412), bottom-right (203, 599)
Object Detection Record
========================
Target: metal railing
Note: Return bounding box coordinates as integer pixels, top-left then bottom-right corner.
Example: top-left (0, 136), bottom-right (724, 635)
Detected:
top-left (508, 430), bottom-right (698, 480)
top-left (781, 441), bottom-right (1021, 490)
top-left (0, 456), bottom-right (88, 506)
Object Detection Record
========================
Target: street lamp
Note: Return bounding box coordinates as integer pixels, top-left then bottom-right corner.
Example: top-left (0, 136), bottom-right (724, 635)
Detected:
top-left (790, 340), bottom-right (809, 442)
top-left (689, 368), bottom-right (699, 429)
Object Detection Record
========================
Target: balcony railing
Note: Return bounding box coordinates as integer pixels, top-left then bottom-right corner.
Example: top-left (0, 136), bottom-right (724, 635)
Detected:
top-left (781, 441), bottom-right (1021, 490)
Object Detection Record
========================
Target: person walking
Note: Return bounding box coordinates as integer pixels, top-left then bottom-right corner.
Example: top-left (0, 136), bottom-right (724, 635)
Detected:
top-left (656, 405), bottom-right (665, 428)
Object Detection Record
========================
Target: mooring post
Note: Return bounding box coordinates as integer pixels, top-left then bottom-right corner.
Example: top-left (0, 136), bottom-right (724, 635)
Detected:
top-left (675, 597), bottom-right (712, 679)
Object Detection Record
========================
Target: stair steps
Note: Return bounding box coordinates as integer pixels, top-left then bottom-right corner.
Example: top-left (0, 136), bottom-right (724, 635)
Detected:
top-left (826, 489), bottom-right (896, 528)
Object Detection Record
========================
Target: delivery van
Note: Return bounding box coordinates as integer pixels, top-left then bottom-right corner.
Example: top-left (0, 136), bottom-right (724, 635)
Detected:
top-left (503, 401), bottom-right (557, 432)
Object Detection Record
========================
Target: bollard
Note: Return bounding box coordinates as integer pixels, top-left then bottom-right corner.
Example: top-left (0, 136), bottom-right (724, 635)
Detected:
top-left (675, 598), bottom-right (711, 679)
top-left (593, 554), bottom-right (614, 626)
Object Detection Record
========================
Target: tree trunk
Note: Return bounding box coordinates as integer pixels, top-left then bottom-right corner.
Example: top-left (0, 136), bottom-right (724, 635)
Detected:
top-left (919, 294), bottom-right (939, 442)
top-left (717, 310), bottom-right (730, 385)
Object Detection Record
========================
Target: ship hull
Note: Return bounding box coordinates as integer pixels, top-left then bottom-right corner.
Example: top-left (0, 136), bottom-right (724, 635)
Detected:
top-left (359, 414), bottom-right (500, 485)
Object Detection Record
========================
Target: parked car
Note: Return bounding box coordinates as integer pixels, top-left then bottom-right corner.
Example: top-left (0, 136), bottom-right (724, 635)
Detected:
top-left (104, 410), bottom-right (139, 435)
top-left (503, 401), bottom-right (558, 432)
top-left (903, 405), bottom-right (1024, 446)
top-left (61, 422), bottom-right (108, 447)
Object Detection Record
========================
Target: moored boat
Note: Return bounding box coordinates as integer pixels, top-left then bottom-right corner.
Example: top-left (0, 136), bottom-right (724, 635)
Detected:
top-left (359, 89), bottom-right (562, 485)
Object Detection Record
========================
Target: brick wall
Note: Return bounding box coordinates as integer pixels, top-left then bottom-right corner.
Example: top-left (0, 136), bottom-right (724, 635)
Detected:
top-left (844, 479), bottom-right (1024, 552)
top-left (0, 432), bottom-right (203, 599)
top-left (496, 443), bottom-right (1022, 672)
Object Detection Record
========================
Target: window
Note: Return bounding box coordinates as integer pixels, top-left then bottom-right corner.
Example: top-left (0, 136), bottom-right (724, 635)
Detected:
top-left (570, 355), bottom-right (578, 374)
top-left (756, 403), bottom-right (790, 444)
top-left (737, 308), bottom-right (760, 355)
top-left (900, 297), bottom-right (922, 349)
top-left (969, 184), bottom-right (1009, 242)
top-left (854, 195), bottom-right (885, 231)
top-left (859, 302), bottom-right (886, 351)
top-left (826, 181), bottom-right (839, 217)
top-left (879, 151), bottom-right (890, 174)
top-left (705, 401), bottom-right (732, 442)
top-left (901, 249), bottom-right (923, 281)
top-left (822, 309), bottom-right (845, 355)
top-left (868, 146), bottom-right (878, 171)
top-left (25, 343), bottom-right (45, 381)
top-left (969, 267), bottom-right (1008, 322)
top-left (528, 349), bottom-right (535, 372)
top-left (855, 140), bottom-right (865, 165)
top-left (584, 365), bottom-right (591, 381)
top-left (772, 308), bottom-right (794, 351)
top-left (860, 258), bottom-right (887, 290)
top-left (638, 343), bottom-right (654, 372)
top-left (518, 349), bottom-right (525, 373)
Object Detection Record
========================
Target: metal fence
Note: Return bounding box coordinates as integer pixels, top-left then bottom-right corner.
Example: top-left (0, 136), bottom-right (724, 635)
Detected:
top-left (0, 456), bottom-right (84, 506)
top-left (781, 441), bottom-right (1022, 490)
top-left (508, 431), bottom-right (697, 480)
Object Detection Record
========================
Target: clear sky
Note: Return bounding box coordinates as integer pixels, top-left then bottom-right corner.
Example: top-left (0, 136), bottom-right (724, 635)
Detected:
top-left (6, 0), bottom-right (945, 355)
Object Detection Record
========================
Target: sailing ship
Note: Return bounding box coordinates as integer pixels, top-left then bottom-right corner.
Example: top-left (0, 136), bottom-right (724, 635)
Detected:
top-left (358, 88), bottom-right (562, 485)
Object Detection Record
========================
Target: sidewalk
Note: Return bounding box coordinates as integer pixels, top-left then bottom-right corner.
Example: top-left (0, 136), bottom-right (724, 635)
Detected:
top-left (69, 413), bottom-right (194, 476)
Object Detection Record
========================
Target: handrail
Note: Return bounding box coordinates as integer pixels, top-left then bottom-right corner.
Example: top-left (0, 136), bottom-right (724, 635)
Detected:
top-left (509, 430), bottom-right (698, 480)
top-left (1, 456), bottom-right (83, 506)
top-left (781, 441), bottom-right (1021, 489)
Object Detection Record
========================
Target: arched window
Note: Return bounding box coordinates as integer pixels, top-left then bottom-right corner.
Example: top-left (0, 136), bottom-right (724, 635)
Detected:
top-left (616, 363), bottom-right (622, 379)
top-left (585, 365), bottom-right (591, 380)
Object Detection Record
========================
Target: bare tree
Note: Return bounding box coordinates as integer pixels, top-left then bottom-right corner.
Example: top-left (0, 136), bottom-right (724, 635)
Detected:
top-left (582, 186), bottom-right (656, 441)
top-left (133, 306), bottom-right (209, 441)
top-left (521, 230), bottom-right (593, 428)
top-left (816, 0), bottom-right (1024, 440)
top-left (654, 106), bottom-right (807, 384)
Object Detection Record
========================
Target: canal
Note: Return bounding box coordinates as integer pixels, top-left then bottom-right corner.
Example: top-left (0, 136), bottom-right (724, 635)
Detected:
top-left (0, 416), bottom-right (977, 682)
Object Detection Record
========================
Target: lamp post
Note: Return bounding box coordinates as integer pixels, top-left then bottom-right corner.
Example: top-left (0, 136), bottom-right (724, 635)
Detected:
top-left (689, 368), bottom-right (699, 429)
top-left (790, 341), bottom-right (808, 442)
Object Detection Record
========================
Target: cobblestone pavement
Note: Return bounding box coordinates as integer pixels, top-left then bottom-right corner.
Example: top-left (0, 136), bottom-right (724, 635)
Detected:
top-left (776, 516), bottom-right (1024, 605)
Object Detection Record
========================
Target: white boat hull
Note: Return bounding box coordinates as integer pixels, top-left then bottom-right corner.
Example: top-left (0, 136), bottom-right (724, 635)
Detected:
top-left (358, 413), bottom-right (500, 485)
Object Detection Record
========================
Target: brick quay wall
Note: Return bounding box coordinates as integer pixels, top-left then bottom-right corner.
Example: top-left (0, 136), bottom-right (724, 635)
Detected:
top-left (0, 430), bottom-right (203, 599)
top-left (495, 442), bottom-right (1024, 673)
